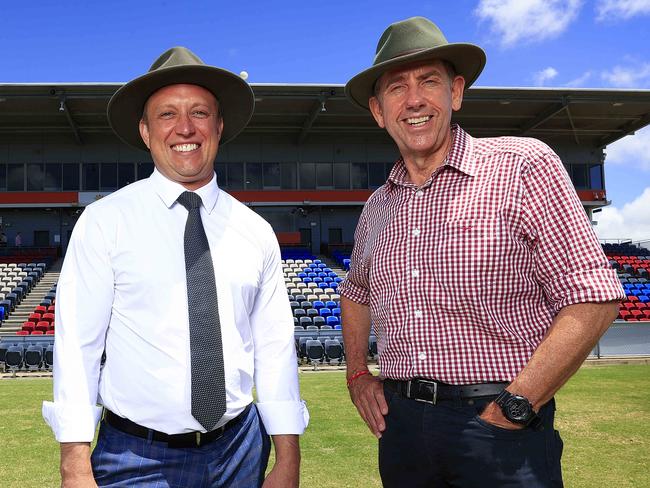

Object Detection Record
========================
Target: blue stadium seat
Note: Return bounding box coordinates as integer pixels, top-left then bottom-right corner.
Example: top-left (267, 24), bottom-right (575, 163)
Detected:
top-left (326, 316), bottom-right (340, 327)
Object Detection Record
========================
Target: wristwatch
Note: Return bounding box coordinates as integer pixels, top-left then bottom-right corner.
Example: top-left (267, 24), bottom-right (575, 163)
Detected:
top-left (494, 390), bottom-right (543, 430)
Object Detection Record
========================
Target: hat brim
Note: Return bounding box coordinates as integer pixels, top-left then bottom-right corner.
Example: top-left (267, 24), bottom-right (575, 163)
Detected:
top-left (107, 65), bottom-right (254, 151)
top-left (345, 43), bottom-right (486, 110)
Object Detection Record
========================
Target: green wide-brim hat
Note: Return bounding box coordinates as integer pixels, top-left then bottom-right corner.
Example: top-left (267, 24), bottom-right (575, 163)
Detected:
top-left (345, 17), bottom-right (486, 110)
top-left (107, 47), bottom-right (254, 151)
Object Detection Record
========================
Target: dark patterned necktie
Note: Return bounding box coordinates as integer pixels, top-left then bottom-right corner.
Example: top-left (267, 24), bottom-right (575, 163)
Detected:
top-left (177, 191), bottom-right (226, 430)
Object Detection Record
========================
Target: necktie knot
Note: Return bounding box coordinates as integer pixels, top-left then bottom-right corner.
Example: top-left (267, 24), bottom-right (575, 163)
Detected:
top-left (177, 191), bottom-right (202, 211)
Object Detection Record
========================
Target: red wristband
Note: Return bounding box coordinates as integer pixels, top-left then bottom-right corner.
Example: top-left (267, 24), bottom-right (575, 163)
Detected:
top-left (347, 369), bottom-right (371, 387)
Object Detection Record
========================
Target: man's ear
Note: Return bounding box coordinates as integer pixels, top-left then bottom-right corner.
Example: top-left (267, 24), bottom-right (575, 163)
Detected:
top-left (369, 96), bottom-right (386, 129)
top-left (451, 75), bottom-right (465, 112)
top-left (139, 118), bottom-right (151, 149)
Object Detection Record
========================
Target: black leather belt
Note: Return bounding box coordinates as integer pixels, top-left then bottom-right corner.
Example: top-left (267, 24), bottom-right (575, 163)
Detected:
top-left (385, 378), bottom-right (508, 405)
top-left (103, 404), bottom-right (251, 448)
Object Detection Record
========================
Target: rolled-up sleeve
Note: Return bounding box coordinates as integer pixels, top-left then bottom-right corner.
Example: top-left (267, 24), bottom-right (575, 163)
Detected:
top-left (338, 207), bottom-right (371, 305)
top-left (249, 230), bottom-right (308, 435)
top-left (521, 148), bottom-right (625, 312)
top-left (42, 207), bottom-right (114, 442)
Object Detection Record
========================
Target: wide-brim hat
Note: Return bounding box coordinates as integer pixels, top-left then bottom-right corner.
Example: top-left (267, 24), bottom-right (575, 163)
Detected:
top-left (345, 17), bottom-right (486, 110)
top-left (107, 47), bottom-right (254, 151)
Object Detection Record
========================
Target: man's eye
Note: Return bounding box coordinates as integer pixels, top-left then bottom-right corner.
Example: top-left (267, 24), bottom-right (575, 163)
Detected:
top-left (192, 111), bottom-right (209, 119)
top-left (160, 112), bottom-right (175, 119)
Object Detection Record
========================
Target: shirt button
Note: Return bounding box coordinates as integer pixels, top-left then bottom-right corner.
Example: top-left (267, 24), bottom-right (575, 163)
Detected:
top-left (415, 190), bottom-right (423, 197)
top-left (418, 352), bottom-right (427, 360)
top-left (412, 269), bottom-right (419, 278)
top-left (414, 310), bottom-right (423, 318)
top-left (412, 228), bottom-right (421, 236)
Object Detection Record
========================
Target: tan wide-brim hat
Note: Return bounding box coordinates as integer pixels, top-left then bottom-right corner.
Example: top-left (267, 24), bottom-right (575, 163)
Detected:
top-left (345, 17), bottom-right (486, 110)
top-left (107, 47), bottom-right (254, 151)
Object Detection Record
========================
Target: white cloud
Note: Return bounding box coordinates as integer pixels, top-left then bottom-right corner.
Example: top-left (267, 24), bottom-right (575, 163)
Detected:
top-left (475, 0), bottom-right (583, 47)
top-left (596, 0), bottom-right (650, 21)
top-left (606, 125), bottom-right (650, 171)
top-left (595, 187), bottom-right (650, 240)
top-left (533, 67), bottom-right (559, 86)
top-left (601, 62), bottom-right (650, 87)
top-left (564, 71), bottom-right (593, 87)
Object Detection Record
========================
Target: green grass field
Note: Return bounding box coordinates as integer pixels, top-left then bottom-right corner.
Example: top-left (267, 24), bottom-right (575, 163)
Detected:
top-left (1, 364), bottom-right (648, 488)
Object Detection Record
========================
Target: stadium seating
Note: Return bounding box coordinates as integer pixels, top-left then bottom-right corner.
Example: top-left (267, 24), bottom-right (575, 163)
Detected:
top-left (605, 244), bottom-right (650, 322)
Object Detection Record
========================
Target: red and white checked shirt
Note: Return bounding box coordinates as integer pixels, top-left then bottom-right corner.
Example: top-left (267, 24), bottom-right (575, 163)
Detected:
top-left (339, 125), bottom-right (625, 384)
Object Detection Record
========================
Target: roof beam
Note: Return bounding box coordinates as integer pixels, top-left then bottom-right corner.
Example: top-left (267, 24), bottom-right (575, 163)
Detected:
top-left (598, 111), bottom-right (650, 147)
top-left (59, 95), bottom-right (83, 145)
top-left (297, 94), bottom-right (328, 144)
top-left (565, 105), bottom-right (580, 145)
top-left (519, 99), bottom-right (568, 136)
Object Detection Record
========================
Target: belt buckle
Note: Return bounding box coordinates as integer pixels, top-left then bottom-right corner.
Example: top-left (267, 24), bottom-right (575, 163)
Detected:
top-left (411, 379), bottom-right (437, 405)
top-left (195, 432), bottom-right (202, 447)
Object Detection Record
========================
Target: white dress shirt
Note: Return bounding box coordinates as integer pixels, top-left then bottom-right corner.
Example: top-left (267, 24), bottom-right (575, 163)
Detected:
top-left (43, 169), bottom-right (308, 442)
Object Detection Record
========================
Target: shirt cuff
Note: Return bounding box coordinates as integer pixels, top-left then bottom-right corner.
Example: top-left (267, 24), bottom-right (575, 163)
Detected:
top-left (338, 279), bottom-right (370, 306)
top-left (42, 401), bottom-right (103, 443)
top-left (545, 268), bottom-right (626, 313)
top-left (256, 400), bottom-right (309, 435)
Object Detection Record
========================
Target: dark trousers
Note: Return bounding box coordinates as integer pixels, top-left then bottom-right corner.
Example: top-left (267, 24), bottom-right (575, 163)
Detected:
top-left (379, 383), bottom-right (564, 488)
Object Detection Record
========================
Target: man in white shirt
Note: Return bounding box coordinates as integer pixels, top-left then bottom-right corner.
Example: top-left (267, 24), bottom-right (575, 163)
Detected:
top-left (43, 47), bottom-right (308, 488)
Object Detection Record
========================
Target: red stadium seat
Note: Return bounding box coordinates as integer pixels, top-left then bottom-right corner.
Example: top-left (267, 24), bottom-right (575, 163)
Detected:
top-left (22, 321), bottom-right (36, 332)
top-left (628, 295), bottom-right (639, 302)
top-left (630, 309), bottom-right (643, 318)
top-left (47, 305), bottom-right (55, 313)
top-left (35, 321), bottom-right (50, 334)
top-left (42, 313), bottom-right (55, 324)
top-left (31, 330), bottom-right (44, 335)
top-left (16, 330), bottom-right (29, 335)
top-left (623, 302), bottom-right (636, 309)
top-left (28, 312), bottom-right (42, 322)
top-left (46, 329), bottom-right (55, 335)
top-left (34, 305), bottom-right (47, 314)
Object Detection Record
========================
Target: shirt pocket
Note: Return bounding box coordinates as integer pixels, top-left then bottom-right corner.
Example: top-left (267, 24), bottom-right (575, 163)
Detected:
top-left (432, 218), bottom-right (506, 295)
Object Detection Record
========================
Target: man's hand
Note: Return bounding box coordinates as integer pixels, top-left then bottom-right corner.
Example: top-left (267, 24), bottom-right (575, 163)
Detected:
top-left (347, 372), bottom-right (388, 438)
top-left (263, 434), bottom-right (299, 488)
top-left (60, 442), bottom-right (97, 488)
top-left (478, 402), bottom-right (524, 430)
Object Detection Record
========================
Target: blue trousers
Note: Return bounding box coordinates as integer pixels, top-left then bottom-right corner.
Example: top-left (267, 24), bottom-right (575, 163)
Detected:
top-left (379, 383), bottom-right (564, 487)
top-left (91, 405), bottom-right (271, 488)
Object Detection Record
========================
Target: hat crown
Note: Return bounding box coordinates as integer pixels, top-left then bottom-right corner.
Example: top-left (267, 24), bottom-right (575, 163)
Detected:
top-left (149, 47), bottom-right (205, 72)
top-left (374, 17), bottom-right (448, 66)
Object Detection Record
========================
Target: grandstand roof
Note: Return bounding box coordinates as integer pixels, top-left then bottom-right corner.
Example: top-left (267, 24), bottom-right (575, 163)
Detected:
top-left (1, 83), bottom-right (649, 149)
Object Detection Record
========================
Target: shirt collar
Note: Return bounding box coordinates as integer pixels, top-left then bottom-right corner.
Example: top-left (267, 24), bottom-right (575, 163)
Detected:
top-left (387, 124), bottom-right (477, 188)
top-left (150, 168), bottom-right (219, 214)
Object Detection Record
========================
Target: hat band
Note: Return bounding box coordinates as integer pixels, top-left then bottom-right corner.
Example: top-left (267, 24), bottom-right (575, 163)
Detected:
top-left (380, 47), bottom-right (430, 64)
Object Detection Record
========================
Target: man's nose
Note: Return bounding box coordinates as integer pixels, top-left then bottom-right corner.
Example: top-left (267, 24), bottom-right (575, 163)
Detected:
top-left (175, 112), bottom-right (196, 136)
top-left (405, 85), bottom-right (426, 110)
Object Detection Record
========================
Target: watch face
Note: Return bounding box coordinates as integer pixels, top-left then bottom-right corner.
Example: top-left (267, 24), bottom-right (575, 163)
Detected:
top-left (504, 396), bottom-right (533, 422)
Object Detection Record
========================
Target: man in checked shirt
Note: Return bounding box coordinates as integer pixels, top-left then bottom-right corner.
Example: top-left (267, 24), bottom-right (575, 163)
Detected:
top-left (340, 17), bottom-right (624, 488)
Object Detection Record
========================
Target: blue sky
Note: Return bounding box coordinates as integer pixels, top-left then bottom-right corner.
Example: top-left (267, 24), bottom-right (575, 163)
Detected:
top-left (2, 0), bottom-right (650, 239)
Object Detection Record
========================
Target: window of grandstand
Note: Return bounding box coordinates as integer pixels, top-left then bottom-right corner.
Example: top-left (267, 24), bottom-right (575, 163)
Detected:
top-left (351, 162), bottom-right (367, 189)
top-left (62, 163), bottom-right (80, 190)
top-left (118, 163), bottom-right (135, 187)
top-left (243, 162), bottom-right (261, 189)
top-left (263, 162), bottom-right (281, 188)
top-left (27, 163), bottom-right (44, 190)
top-left (100, 163), bottom-right (118, 191)
top-left (333, 162), bottom-right (350, 189)
top-left (316, 163), bottom-right (334, 188)
top-left (589, 164), bottom-right (603, 190)
top-left (82, 163), bottom-right (99, 191)
top-left (8, 163), bottom-right (24, 191)
top-left (137, 162), bottom-right (154, 180)
top-left (300, 162), bottom-right (316, 189)
top-left (44, 164), bottom-right (62, 191)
